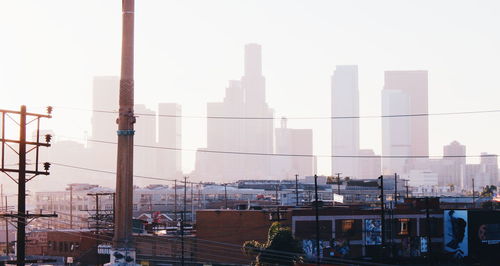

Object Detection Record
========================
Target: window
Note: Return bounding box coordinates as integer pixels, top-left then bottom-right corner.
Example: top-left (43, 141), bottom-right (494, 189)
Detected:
top-left (398, 218), bottom-right (410, 236)
top-left (336, 219), bottom-right (362, 239)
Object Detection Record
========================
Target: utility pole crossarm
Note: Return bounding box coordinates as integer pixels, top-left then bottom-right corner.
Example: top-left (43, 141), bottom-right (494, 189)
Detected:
top-left (0, 105), bottom-right (53, 266)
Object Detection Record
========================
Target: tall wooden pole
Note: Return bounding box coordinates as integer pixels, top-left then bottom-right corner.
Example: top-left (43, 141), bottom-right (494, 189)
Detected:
top-left (113, 0), bottom-right (135, 255)
top-left (17, 105), bottom-right (27, 266)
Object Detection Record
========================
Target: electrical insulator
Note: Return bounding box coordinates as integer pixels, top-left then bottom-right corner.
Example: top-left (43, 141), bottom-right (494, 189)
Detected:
top-left (45, 134), bottom-right (52, 143)
top-left (43, 162), bottom-right (51, 171)
top-left (46, 106), bottom-right (53, 115)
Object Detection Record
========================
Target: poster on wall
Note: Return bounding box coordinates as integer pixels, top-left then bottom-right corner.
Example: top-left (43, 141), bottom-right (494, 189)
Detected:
top-left (477, 223), bottom-right (500, 244)
top-left (365, 219), bottom-right (382, 245)
top-left (302, 240), bottom-right (329, 259)
top-left (444, 210), bottom-right (468, 258)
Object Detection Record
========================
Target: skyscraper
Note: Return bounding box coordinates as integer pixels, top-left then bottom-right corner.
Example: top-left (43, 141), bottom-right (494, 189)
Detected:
top-left (443, 141), bottom-right (466, 187)
top-left (383, 71), bottom-right (429, 157)
top-left (90, 76), bottom-right (119, 170)
top-left (241, 44), bottom-right (274, 178)
top-left (381, 89), bottom-right (411, 174)
top-left (274, 118), bottom-right (315, 178)
top-left (331, 65), bottom-right (359, 178)
top-left (134, 104), bottom-right (157, 184)
top-left (91, 76), bottom-right (119, 143)
top-left (382, 70), bottom-right (428, 174)
top-left (157, 103), bottom-right (182, 179)
top-left (195, 44), bottom-right (274, 180)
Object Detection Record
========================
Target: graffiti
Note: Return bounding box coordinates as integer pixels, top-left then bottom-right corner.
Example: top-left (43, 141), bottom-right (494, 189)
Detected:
top-left (301, 239), bottom-right (351, 258)
top-left (444, 210), bottom-right (468, 258)
top-left (365, 219), bottom-right (382, 245)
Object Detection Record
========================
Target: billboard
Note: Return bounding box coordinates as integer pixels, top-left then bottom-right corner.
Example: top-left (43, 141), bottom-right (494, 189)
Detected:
top-left (333, 193), bottom-right (344, 203)
top-left (444, 210), bottom-right (468, 258)
top-left (365, 219), bottom-right (382, 245)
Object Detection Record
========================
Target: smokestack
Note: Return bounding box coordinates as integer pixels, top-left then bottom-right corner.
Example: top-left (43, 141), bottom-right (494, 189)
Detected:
top-left (112, 0), bottom-right (136, 263)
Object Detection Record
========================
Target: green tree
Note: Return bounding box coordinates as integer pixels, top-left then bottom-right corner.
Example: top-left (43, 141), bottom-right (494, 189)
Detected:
top-left (243, 222), bottom-right (303, 265)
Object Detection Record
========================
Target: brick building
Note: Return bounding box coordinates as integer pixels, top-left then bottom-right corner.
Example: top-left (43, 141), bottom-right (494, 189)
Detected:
top-left (195, 209), bottom-right (291, 264)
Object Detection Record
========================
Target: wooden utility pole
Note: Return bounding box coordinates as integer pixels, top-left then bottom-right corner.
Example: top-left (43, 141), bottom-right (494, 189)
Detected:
top-left (174, 179), bottom-right (177, 221)
top-left (223, 183), bottom-right (228, 209)
top-left (378, 175), bottom-right (386, 256)
top-left (4, 196), bottom-right (8, 256)
top-left (313, 174), bottom-right (320, 266)
top-left (0, 106), bottom-right (54, 266)
top-left (335, 172), bottom-right (342, 194)
top-left (112, 0), bottom-right (136, 263)
top-left (69, 184), bottom-right (73, 229)
top-left (295, 174), bottom-right (299, 206)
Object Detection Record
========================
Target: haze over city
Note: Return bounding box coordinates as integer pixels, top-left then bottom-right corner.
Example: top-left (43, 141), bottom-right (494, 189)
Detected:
top-left (1, 1), bottom-right (500, 190)
top-left (3, 1), bottom-right (500, 265)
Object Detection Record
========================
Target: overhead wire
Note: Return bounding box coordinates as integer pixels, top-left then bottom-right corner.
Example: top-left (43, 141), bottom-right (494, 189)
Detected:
top-left (58, 135), bottom-right (497, 159)
top-left (11, 214), bottom-right (253, 264)
top-left (53, 105), bottom-right (500, 120)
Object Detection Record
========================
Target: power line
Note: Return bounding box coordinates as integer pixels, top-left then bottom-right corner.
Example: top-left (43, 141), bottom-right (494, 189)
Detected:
top-left (53, 105), bottom-right (500, 120)
top-left (60, 135), bottom-right (498, 159)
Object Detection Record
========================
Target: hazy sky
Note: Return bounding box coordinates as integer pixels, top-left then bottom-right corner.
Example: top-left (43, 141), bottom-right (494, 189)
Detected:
top-left (1, 0), bottom-right (500, 177)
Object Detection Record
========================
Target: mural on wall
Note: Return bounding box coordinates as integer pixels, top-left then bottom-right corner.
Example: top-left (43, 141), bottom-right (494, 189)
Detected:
top-left (302, 239), bottom-right (351, 258)
top-left (365, 219), bottom-right (382, 245)
top-left (444, 210), bottom-right (468, 258)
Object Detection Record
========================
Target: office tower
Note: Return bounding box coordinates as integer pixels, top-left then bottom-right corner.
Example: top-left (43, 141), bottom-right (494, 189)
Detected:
top-left (382, 70), bottom-right (428, 174)
top-left (383, 71), bottom-right (429, 157)
top-left (91, 76), bottom-right (119, 143)
top-left (242, 44), bottom-right (265, 104)
top-left (274, 118), bottom-right (315, 178)
top-left (90, 76), bottom-right (119, 170)
top-left (196, 44), bottom-right (274, 180)
top-left (157, 103), bottom-right (182, 178)
top-left (134, 104), bottom-right (157, 184)
top-left (381, 89), bottom-right (411, 174)
top-left (331, 65), bottom-right (359, 177)
top-left (241, 44), bottom-right (274, 178)
top-left (442, 141), bottom-right (466, 187)
top-left (479, 153), bottom-right (498, 188)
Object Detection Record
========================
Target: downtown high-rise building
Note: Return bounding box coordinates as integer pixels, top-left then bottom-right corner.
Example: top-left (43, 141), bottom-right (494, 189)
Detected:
top-left (382, 70), bottom-right (428, 174)
top-left (157, 103), bottom-right (182, 179)
top-left (331, 65), bottom-right (359, 178)
top-left (90, 76), bottom-right (182, 183)
top-left (274, 118), bottom-right (315, 178)
top-left (91, 76), bottom-right (120, 143)
top-left (195, 44), bottom-right (274, 180)
top-left (90, 76), bottom-right (120, 170)
top-left (442, 141), bottom-right (466, 187)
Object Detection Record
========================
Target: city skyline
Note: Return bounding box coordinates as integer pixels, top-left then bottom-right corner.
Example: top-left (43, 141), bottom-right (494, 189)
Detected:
top-left (1, 0), bottom-right (500, 177)
top-left (3, 1), bottom-right (500, 265)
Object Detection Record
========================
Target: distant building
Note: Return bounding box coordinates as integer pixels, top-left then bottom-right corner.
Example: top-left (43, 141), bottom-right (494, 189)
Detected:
top-left (33, 183), bottom-right (114, 230)
top-left (331, 65), bottom-right (359, 177)
top-left (90, 76), bottom-right (119, 143)
top-left (464, 153), bottom-right (499, 190)
top-left (274, 118), bottom-right (315, 178)
top-left (406, 169), bottom-right (438, 187)
top-left (157, 103), bottom-right (182, 179)
top-left (195, 44), bottom-right (274, 180)
top-left (442, 141), bottom-right (466, 188)
top-left (357, 149), bottom-right (381, 179)
top-left (134, 104), bottom-right (157, 184)
top-left (89, 76), bottom-right (119, 171)
top-left (382, 71), bottom-right (428, 174)
top-left (381, 89), bottom-right (411, 174)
